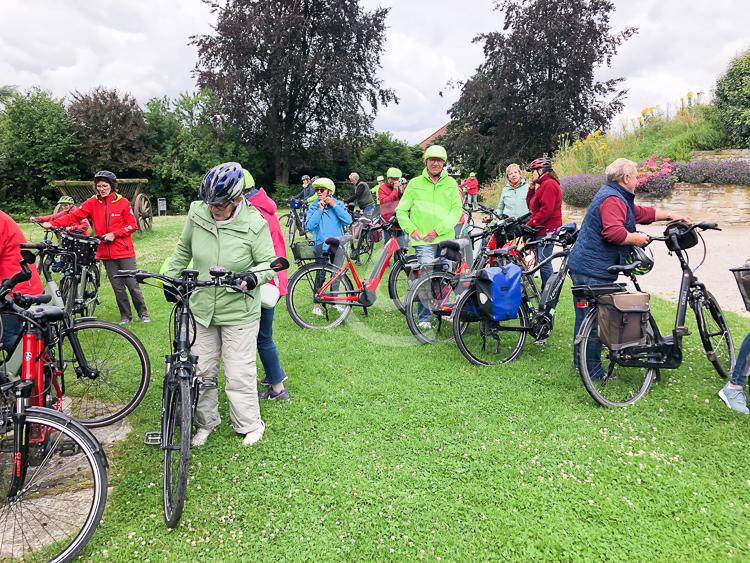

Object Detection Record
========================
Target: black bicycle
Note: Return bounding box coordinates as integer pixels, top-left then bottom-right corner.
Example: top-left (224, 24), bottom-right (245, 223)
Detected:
top-left (116, 257), bottom-right (289, 527)
top-left (574, 221), bottom-right (734, 407)
top-left (450, 222), bottom-right (578, 365)
top-left (280, 198), bottom-right (308, 246)
top-left (0, 255), bottom-right (108, 562)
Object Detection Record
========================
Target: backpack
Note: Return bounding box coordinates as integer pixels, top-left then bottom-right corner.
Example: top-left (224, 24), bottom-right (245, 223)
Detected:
top-left (475, 264), bottom-right (523, 321)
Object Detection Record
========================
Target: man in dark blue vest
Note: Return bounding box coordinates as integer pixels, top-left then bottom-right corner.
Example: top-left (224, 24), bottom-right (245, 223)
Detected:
top-left (568, 158), bottom-right (690, 371)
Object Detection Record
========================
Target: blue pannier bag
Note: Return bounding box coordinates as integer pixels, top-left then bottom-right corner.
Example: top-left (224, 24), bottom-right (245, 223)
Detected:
top-left (475, 264), bottom-right (522, 321)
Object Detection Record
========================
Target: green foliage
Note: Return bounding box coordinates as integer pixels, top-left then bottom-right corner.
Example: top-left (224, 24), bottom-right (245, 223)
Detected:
top-left (144, 91), bottom-right (270, 211)
top-left (553, 104), bottom-right (730, 177)
top-left (0, 88), bottom-right (81, 205)
top-left (447, 0), bottom-right (635, 177)
top-left (355, 132), bottom-right (424, 180)
top-left (67, 87), bottom-right (152, 176)
top-left (714, 49), bottom-right (750, 148)
top-left (192, 0), bottom-right (396, 183)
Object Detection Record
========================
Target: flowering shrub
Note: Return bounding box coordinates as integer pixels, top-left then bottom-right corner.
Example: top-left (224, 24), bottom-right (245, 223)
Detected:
top-left (672, 159), bottom-right (750, 185)
top-left (636, 155), bottom-right (677, 199)
top-left (561, 174), bottom-right (605, 207)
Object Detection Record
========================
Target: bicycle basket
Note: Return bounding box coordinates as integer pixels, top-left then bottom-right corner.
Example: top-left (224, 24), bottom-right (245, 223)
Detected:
top-left (730, 265), bottom-right (750, 312)
top-left (597, 292), bottom-right (650, 350)
top-left (60, 231), bottom-right (100, 266)
top-left (291, 240), bottom-right (317, 262)
top-left (663, 221), bottom-right (699, 251)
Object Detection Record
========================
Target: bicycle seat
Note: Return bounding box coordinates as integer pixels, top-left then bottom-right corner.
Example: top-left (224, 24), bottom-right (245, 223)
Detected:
top-left (607, 263), bottom-right (640, 275)
top-left (570, 283), bottom-right (627, 300)
top-left (438, 240), bottom-right (462, 262)
top-left (357, 216), bottom-right (372, 225)
top-left (28, 304), bottom-right (66, 323)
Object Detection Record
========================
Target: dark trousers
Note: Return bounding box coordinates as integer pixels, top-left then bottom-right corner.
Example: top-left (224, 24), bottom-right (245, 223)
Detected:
top-left (258, 306), bottom-right (285, 385)
top-left (102, 257), bottom-right (149, 321)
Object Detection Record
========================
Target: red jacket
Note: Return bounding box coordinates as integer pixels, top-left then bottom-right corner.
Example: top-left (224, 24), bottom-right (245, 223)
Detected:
top-left (34, 207), bottom-right (90, 234)
top-left (245, 188), bottom-right (288, 296)
top-left (51, 193), bottom-right (138, 260)
top-left (526, 174), bottom-right (562, 235)
top-left (0, 210), bottom-right (44, 296)
top-left (460, 177), bottom-right (479, 195)
top-left (378, 182), bottom-right (402, 222)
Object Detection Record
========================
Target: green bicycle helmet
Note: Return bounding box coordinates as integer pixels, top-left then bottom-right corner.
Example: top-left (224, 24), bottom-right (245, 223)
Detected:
top-left (423, 145), bottom-right (448, 162)
top-left (626, 246), bottom-right (654, 276)
top-left (57, 195), bottom-right (74, 205)
top-left (312, 177), bottom-right (336, 194)
top-left (386, 167), bottom-right (402, 179)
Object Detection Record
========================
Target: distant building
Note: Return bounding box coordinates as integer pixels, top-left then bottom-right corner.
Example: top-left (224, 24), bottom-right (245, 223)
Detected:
top-left (419, 123), bottom-right (449, 150)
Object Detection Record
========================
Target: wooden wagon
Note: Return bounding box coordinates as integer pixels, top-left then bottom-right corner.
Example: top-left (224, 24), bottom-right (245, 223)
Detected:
top-left (52, 179), bottom-right (153, 231)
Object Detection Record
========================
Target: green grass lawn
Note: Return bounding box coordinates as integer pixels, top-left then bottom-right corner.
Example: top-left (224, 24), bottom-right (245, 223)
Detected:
top-left (19, 217), bottom-right (750, 561)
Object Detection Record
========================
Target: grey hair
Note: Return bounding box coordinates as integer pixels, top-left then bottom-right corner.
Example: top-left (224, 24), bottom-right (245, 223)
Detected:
top-left (349, 172), bottom-right (360, 182)
top-left (605, 158), bottom-right (638, 182)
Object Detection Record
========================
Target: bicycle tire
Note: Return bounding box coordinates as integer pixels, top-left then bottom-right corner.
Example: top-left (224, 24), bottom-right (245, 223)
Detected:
top-left (388, 254), bottom-right (416, 314)
top-left (355, 232), bottom-right (374, 265)
top-left (81, 265), bottom-right (100, 317)
top-left (452, 286), bottom-right (529, 365)
top-left (0, 406), bottom-right (107, 562)
top-left (59, 319), bottom-right (151, 427)
top-left (163, 376), bottom-right (192, 528)
top-left (577, 308), bottom-right (657, 407)
top-left (404, 271), bottom-right (465, 344)
top-left (694, 290), bottom-right (735, 378)
top-left (286, 263), bottom-right (354, 329)
top-left (281, 213), bottom-right (296, 246)
top-left (59, 274), bottom-right (75, 313)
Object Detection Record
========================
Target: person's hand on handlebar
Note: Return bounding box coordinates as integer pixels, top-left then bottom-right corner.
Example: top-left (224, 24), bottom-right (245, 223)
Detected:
top-left (238, 271), bottom-right (258, 291)
top-left (625, 231), bottom-right (650, 247)
top-left (41, 221), bottom-right (53, 230)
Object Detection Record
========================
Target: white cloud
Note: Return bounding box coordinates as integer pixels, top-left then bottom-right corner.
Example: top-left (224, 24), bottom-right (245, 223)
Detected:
top-left (0, 0), bottom-right (748, 144)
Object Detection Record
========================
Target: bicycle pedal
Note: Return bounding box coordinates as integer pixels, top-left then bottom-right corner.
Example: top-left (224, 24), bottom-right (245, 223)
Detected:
top-left (144, 431), bottom-right (161, 446)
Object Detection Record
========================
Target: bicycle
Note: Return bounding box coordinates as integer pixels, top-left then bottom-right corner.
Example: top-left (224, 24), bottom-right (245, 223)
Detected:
top-left (115, 257), bottom-right (289, 527)
top-left (2, 248), bottom-right (151, 427)
top-left (0, 257), bottom-right (108, 562)
top-left (402, 211), bottom-right (538, 344)
top-left (286, 217), bottom-right (414, 329)
top-left (574, 221), bottom-right (735, 407)
top-left (279, 198), bottom-right (308, 246)
top-left (30, 221), bottom-right (101, 317)
top-left (349, 212), bottom-right (378, 265)
top-left (451, 222), bottom-right (579, 365)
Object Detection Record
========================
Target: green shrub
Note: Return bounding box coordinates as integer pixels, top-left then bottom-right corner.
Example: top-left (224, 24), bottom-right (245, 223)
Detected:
top-left (714, 49), bottom-right (750, 148)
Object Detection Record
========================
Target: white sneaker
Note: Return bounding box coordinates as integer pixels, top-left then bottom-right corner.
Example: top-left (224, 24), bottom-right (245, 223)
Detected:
top-left (191, 428), bottom-right (212, 448)
top-left (312, 306), bottom-right (323, 316)
top-left (417, 321), bottom-right (431, 329)
top-left (243, 421), bottom-right (266, 446)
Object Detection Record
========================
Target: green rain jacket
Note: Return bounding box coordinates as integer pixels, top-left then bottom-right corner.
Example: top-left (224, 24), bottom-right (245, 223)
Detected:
top-left (395, 168), bottom-right (462, 245)
top-left (165, 201), bottom-right (276, 327)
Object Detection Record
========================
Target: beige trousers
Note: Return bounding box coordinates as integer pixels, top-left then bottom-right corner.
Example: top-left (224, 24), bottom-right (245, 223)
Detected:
top-left (193, 321), bottom-right (262, 434)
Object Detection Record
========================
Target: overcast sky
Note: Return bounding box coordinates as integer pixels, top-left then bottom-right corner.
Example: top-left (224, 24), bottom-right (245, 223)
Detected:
top-left (1, 0), bottom-right (748, 145)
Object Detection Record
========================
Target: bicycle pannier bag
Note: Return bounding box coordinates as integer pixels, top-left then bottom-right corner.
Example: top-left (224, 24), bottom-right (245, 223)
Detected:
top-left (475, 264), bottom-right (523, 321)
top-left (597, 291), bottom-right (650, 350)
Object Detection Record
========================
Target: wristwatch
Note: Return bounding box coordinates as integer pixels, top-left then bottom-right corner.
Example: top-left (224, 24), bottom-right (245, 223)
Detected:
top-left (666, 213), bottom-right (673, 221)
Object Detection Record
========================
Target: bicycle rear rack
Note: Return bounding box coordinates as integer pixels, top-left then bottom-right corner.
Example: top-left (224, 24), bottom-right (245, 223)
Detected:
top-left (144, 431), bottom-right (161, 446)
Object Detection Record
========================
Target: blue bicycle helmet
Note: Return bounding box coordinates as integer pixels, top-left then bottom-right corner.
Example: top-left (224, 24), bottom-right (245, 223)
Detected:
top-left (199, 162), bottom-right (245, 205)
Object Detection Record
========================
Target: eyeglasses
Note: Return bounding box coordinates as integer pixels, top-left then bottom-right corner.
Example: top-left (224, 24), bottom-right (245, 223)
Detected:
top-left (208, 201), bottom-right (233, 210)
top-left (315, 188), bottom-right (327, 193)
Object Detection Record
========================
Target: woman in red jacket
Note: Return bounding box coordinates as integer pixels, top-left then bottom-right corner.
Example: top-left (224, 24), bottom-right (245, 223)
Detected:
top-left (526, 157), bottom-right (562, 290)
top-left (43, 171), bottom-right (150, 324)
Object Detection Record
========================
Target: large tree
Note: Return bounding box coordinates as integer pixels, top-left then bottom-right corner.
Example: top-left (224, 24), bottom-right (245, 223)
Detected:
top-left (356, 132), bottom-right (424, 181)
top-left (192, 0), bottom-right (396, 184)
top-left (67, 87), bottom-right (151, 176)
top-left (0, 88), bottom-right (81, 206)
top-left (446, 0), bottom-right (636, 177)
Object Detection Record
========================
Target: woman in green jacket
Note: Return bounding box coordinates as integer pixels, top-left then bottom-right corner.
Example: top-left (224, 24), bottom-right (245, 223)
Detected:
top-left (165, 162), bottom-right (277, 448)
top-left (496, 163), bottom-right (530, 219)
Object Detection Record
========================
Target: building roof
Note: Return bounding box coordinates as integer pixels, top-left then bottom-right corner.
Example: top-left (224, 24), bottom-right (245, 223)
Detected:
top-left (418, 123), bottom-right (449, 150)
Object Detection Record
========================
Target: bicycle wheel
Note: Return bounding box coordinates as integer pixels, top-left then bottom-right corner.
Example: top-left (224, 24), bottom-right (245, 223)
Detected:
top-left (404, 272), bottom-right (465, 344)
top-left (355, 233), bottom-right (374, 265)
top-left (452, 286), bottom-right (529, 365)
top-left (163, 376), bottom-right (191, 528)
top-left (388, 254), bottom-right (416, 314)
top-left (59, 319), bottom-right (151, 427)
top-left (694, 290), bottom-right (735, 378)
top-left (286, 264), bottom-right (354, 329)
top-left (282, 214), bottom-right (296, 246)
top-left (577, 309), bottom-right (657, 407)
top-left (59, 274), bottom-right (75, 312)
top-left (80, 265), bottom-right (100, 317)
top-left (0, 406), bottom-right (107, 562)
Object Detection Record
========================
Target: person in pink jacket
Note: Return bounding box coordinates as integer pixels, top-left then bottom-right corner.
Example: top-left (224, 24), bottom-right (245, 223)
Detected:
top-left (243, 170), bottom-right (289, 400)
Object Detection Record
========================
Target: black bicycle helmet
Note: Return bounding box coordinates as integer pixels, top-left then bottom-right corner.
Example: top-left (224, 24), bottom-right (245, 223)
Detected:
top-left (625, 246), bottom-right (654, 276)
top-left (199, 162), bottom-right (245, 205)
top-left (94, 170), bottom-right (117, 186)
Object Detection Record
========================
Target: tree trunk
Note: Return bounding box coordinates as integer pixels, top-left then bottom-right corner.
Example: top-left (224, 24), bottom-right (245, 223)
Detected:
top-left (273, 144), bottom-right (290, 185)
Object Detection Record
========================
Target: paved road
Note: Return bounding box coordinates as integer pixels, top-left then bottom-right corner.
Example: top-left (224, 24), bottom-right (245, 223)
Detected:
top-left (634, 224), bottom-right (749, 317)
